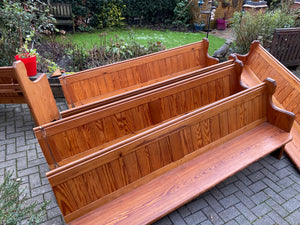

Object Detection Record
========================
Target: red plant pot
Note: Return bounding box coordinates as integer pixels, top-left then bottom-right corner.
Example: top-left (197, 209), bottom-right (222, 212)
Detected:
top-left (15, 54), bottom-right (37, 77)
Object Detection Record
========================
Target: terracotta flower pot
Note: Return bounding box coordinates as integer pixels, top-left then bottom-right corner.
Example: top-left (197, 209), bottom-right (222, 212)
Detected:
top-left (15, 54), bottom-right (37, 77)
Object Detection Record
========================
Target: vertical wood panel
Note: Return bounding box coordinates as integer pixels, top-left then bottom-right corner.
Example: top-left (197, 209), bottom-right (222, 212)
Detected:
top-left (168, 132), bottom-right (185, 161)
top-left (210, 115), bottom-right (220, 142)
top-left (191, 123), bottom-right (203, 150)
top-left (96, 164), bottom-right (118, 194)
top-left (201, 119), bottom-right (212, 146)
top-left (208, 80), bottom-right (217, 102)
top-left (228, 107), bottom-right (238, 133)
top-left (147, 142), bottom-right (163, 171)
top-left (158, 137), bottom-right (173, 166)
top-left (219, 111), bottom-right (229, 137)
top-left (67, 176), bottom-right (92, 208)
top-left (83, 170), bottom-right (105, 201)
top-left (200, 83), bottom-right (209, 106)
top-left (118, 70), bottom-right (129, 88)
top-left (136, 147), bottom-right (152, 177)
top-left (110, 158), bottom-right (128, 189)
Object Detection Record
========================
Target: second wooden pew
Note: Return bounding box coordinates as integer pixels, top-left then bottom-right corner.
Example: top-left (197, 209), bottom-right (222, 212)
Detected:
top-left (34, 60), bottom-right (245, 169)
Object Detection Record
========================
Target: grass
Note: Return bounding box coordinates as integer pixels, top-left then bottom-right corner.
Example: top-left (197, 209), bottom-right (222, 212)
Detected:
top-left (69, 27), bottom-right (225, 56)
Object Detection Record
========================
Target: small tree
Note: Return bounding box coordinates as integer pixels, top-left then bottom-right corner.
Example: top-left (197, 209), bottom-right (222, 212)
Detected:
top-left (0, 172), bottom-right (49, 224)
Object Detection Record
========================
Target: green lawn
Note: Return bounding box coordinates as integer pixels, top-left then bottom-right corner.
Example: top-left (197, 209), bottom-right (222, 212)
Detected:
top-left (70, 27), bottom-right (225, 56)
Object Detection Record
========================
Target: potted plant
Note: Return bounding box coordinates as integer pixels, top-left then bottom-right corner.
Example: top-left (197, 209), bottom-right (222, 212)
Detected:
top-left (15, 31), bottom-right (37, 77)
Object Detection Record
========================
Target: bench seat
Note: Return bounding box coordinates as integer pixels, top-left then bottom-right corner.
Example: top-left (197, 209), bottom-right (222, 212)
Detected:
top-left (69, 122), bottom-right (291, 225)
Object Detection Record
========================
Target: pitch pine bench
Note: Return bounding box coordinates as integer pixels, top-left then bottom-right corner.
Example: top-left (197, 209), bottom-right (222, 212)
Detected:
top-left (232, 41), bottom-right (300, 171)
top-left (59, 39), bottom-right (219, 108)
top-left (46, 78), bottom-right (294, 224)
top-left (60, 59), bottom-right (235, 118)
top-left (34, 59), bottom-right (245, 169)
top-left (0, 61), bottom-right (60, 125)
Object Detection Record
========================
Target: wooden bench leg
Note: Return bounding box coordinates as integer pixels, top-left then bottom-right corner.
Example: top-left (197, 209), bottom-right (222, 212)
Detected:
top-left (271, 146), bottom-right (285, 159)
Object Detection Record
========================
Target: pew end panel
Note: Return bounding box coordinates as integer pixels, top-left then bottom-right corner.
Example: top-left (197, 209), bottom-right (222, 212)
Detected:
top-left (13, 61), bottom-right (60, 126)
top-left (233, 41), bottom-right (300, 172)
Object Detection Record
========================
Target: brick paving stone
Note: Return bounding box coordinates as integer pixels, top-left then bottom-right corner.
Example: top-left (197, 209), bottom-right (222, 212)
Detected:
top-left (234, 191), bottom-right (256, 209)
top-left (219, 194), bottom-right (240, 209)
top-left (186, 198), bottom-right (208, 213)
top-left (250, 191), bottom-right (269, 205)
top-left (251, 203), bottom-right (272, 218)
top-left (252, 214), bottom-right (275, 225)
top-left (168, 211), bottom-right (187, 225)
top-left (248, 171), bottom-right (265, 183)
top-left (218, 206), bottom-right (240, 222)
top-left (201, 206), bottom-right (224, 225)
top-left (219, 183), bottom-right (239, 197)
top-left (204, 193), bottom-right (224, 213)
top-left (264, 190), bottom-right (287, 208)
top-left (285, 209), bottom-right (300, 224)
top-left (234, 180), bottom-right (254, 196)
top-left (248, 180), bottom-right (267, 193)
top-left (267, 211), bottom-right (289, 225)
top-left (153, 216), bottom-right (173, 225)
top-left (262, 177), bottom-right (282, 192)
top-left (184, 210), bottom-right (207, 225)
top-left (235, 202), bottom-right (257, 222)
top-left (234, 215), bottom-right (252, 225)
top-left (279, 186), bottom-right (299, 200)
top-left (282, 197), bottom-right (300, 213)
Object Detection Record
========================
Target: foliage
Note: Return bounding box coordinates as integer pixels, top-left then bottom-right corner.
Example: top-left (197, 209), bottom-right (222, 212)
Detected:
top-left (0, 0), bottom-right (57, 66)
top-left (96, 0), bottom-right (126, 28)
top-left (0, 172), bottom-right (49, 224)
top-left (123, 0), bottom-right (177, 25)
top-left (231, 8), bottom-right (296, 54)
top-left (172, 0), bottom-right (192, 28)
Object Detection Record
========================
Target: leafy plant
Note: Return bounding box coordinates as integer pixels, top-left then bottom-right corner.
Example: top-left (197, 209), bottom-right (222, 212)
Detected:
top-left (0, 0), bottom-right (57, 66)
top-left (172, 0), bottom-right (192, 28)
top-left (0, 172), bottom-right (49, 224)
top-left (231, 8), bottom-right (296, 54)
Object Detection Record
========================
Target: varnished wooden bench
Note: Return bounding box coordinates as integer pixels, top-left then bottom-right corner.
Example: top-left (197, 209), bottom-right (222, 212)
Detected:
top-left (0, 61), bottom-right (60, 125)
top-left (232, 41), bottom-right (300, 171)
top-left (46, 78), bottom-right (294, 224)
top-left (59, 39), bottom-right (219, 108)
top-left (34, 59), bottom-right (245, 169)
top-left (60, 59), bottom-right (234, 118)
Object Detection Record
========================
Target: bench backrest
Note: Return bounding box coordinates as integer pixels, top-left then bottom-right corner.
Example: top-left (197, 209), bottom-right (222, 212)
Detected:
top-left (60, 59), bottom-right (235, 118)
top-left (59, 39), bottom-right (218, 108)
top-left (50, 3), bottom-right (73, 18)
top-left (0, 61), bottom-right (60, 125)
top-left (0, 66), bottom-right (26, 104)
top-left (34, 61), bottom-right (244, 169)
top-left (233, 41), bottom-right (300, 125)
top-left (47, 78), bottom-right (294, 223)
top-left (269, 27), bottom-right (300, 67)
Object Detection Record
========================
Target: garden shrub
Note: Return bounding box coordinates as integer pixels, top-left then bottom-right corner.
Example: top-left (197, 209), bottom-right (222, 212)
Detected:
top-left (0, 172), bottom-right (49, 224)
top-left (172, 0), bottom-right (192, 28)
top-left (231, 7), bottom-right (296, 54)
top-left (0, 0), bottom-right (57, 66)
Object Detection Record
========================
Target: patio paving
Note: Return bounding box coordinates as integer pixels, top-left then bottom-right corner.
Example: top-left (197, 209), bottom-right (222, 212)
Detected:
top-left (1, 97), bottom-right (300, 225)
